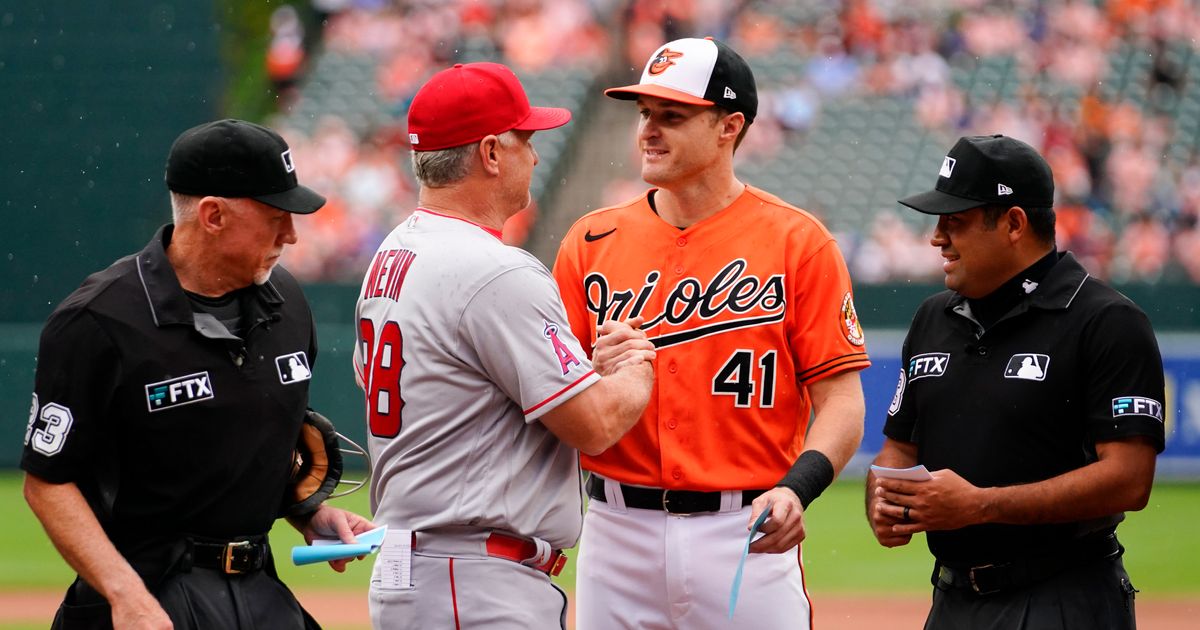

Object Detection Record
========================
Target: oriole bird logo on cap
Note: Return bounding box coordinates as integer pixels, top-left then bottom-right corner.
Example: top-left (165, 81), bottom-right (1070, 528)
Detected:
top-left (649, 48), bottom-right (684, 75)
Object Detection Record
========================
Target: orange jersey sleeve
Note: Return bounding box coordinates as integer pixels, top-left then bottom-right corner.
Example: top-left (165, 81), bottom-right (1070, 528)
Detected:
top-left (553, 186), bottom-right (870, 491)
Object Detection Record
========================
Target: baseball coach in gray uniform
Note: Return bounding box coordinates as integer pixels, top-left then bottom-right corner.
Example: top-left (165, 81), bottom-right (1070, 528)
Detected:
top-left (353, 62), bottom-right (656, 629)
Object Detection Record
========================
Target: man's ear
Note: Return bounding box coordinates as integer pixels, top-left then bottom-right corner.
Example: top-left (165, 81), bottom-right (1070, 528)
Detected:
top-left (196, 196), bottom-right (229, 235)
top-left (478, 135), bottom-right (501, 176)
top-left (1007, 206), bottom-right (1028, 244)
top-left (718, 111), bottom-right (745, 145)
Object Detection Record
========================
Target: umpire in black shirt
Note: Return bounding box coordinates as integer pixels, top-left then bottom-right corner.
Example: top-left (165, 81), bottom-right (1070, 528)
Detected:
top-left (867, 135), bottom-right (1165, 629)
top-left (22, 119), bottom-right (374, 629)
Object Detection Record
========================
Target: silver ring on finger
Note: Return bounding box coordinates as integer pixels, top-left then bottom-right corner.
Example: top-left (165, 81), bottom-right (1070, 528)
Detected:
top-left (902, 505), bottom-right (911, 521)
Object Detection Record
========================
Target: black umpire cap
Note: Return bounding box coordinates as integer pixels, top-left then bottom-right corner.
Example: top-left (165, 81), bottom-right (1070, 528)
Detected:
top-left (165, 119), bottom-right (326, 214)
top-left (899, 134), bottom-right (1054, 215)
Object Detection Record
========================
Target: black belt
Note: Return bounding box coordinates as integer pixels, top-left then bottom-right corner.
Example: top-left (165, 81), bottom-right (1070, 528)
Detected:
top-left (586, 474), bottom-right (766, 515)
top-left (188, 536), bottom-right (270, 574)
top-left (935, 533), bottom-right (1123, 596)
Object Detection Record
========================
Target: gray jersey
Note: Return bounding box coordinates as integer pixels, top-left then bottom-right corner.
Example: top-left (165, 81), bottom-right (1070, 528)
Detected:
top-left (354, 209), bottom-right (600, 549)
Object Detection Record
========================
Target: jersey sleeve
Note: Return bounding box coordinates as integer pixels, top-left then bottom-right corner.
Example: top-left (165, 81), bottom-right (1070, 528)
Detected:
top-left (460, 264), bottom-right (600, 422)
top-left (551, 225), bottom-right (596, 359)
top-left (788, 239), bottom-right (871, 384)
top-left (21, 308), bottom-right (120, 483)
top-left (1079, 300), bottom-right (1166, 452)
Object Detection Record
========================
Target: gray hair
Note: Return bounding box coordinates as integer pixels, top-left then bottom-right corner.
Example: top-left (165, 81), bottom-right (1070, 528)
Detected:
top-left (169, 192), bottom-right (201, 224)
top-left (411, 131), bottom-right (518, 188)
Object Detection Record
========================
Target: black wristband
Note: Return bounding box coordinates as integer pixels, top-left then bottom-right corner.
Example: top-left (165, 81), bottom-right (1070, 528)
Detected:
top-left (776, 450), bottom-right (835, 509)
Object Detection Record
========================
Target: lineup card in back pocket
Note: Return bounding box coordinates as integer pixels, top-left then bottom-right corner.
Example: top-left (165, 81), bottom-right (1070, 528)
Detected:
top-left (869, 464), bottom-right (933, 481)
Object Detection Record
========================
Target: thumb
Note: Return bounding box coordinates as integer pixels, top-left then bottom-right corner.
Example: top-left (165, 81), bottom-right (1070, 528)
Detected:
top-left (333, 511), bottom-right (358, 544)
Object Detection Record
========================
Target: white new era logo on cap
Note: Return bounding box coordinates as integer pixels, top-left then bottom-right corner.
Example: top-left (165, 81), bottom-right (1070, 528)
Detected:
top-left (724, 86), bottom-right (736, 99)
top-left (998, 183), bottom-right (1013, 196)
top-left (940, 156), bottom-right (956, 178)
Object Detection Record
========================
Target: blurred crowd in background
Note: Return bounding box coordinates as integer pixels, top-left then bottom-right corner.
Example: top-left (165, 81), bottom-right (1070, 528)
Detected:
top-left (263, 0), bottom-right (1200, 285)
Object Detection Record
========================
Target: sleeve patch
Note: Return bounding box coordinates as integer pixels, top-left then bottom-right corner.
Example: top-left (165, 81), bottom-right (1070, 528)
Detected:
top-left (543, 320), bottom-right (582, 376)
top-left (887, 369), bottom-right (906, 416)
top-left (1112, 396), bottom-right (1163, 422)
top-left (23, 393), bottom-right (38, 446)
top-left (841, 292), bottom-right (865, 347)
top-left (31, 402), bottom-right (74, 457)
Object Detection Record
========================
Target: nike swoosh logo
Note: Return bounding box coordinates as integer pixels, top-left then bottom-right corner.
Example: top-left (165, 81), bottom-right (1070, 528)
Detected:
top-left (584, 228), bottom-right (617, 242)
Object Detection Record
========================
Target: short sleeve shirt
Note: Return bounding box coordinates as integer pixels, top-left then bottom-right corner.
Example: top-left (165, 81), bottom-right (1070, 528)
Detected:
top-left (553, 186), bottom-right (870, 491)
top-left (355, 210), bottom-right (599, 549)
top-left (884, 253), bottom-right (1165, 564)
top-left (21, 225), bottom-right (317, 544)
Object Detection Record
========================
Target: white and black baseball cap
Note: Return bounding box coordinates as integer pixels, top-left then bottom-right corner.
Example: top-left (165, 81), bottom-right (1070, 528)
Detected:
top-left (165, 119), bottom-right (326, 214)
top-left (898, 134), bottom-right (1055, 215)
top-left (605, 37), bottom-right (758, 123)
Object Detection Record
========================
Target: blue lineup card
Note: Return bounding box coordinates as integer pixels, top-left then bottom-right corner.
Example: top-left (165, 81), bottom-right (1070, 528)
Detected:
top-left (292, 525), bottom-right (389, 566)
top-left (728, 502), bottom-right (773, 619)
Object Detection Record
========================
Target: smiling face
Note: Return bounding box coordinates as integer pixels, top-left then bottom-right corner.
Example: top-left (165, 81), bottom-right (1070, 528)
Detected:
top-left (930, 207), bottom-right (1018, 299)
top-left (635, 95), bottom-right (728, 189)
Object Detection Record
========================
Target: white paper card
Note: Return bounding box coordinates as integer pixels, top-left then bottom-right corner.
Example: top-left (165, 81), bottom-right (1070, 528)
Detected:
top-left (377, 528), bottom-right (414, 590)
top-left (870, 464), bottom-right (933, 481)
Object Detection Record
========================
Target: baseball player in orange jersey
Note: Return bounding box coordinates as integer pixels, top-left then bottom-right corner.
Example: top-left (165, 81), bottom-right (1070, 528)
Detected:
top-left (553, 37), bottom-right (870, 629)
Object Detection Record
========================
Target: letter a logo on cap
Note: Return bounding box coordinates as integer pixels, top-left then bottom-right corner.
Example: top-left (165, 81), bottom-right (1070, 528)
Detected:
top-left (939, 156), bottom-right (956, 178)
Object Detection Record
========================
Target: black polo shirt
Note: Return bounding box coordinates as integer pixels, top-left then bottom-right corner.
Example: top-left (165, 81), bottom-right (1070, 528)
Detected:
top-left (21, 225), bottom-right (317, 549)
top-left (883, 252), bottom-right (1165, 566)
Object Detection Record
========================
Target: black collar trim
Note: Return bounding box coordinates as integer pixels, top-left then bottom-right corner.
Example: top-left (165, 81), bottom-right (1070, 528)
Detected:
top-left (947, 251), bottom-right (1090, 315)
top-left (136, 224), bottom-right (285, 328)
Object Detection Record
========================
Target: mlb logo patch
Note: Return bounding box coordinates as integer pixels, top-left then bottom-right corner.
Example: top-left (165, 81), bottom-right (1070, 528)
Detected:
top-left (1112, 396), bottom-right (1163, 422)
top-left (281, 149), bottom-right (295, 173)
top-left (940, 156), bottom-right (956, 178)
top-left (277, 351), bottom-right (312, 384)
top-left (146, 372), bottom-right (214, 412)
top-left (1004, 353), bottom-right (1049, 381)
top-left (908, 352), bottom-right (949, 381)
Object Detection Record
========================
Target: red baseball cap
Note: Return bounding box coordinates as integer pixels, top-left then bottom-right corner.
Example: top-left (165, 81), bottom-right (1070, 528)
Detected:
top-left (407, 62), bottom-right (572, 152)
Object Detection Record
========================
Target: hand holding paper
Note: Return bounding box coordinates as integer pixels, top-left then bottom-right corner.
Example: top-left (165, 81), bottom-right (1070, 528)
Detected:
top-left (292, 525), bottom-right (388, 566)
top-left (870, 464), bottom-right (932, 481)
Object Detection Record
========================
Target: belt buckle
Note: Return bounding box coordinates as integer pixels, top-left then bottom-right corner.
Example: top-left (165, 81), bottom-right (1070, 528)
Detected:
top-left (968, 564), bottom-right (1000, 595)
top-left (549, 552), bottom-right (568, 577)
top-left (222, 540), bottom-right (252, 575)
top-left (662, 490), bottom-right (690, 516)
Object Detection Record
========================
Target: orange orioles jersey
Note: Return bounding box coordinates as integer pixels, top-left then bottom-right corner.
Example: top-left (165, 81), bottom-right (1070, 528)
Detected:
top-left (553, 186), bottom-right (871, 491)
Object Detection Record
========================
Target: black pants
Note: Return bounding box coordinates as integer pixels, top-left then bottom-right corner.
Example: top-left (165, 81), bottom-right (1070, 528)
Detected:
top-left (925, 555), bottom-right (1138, 630)
top-left (51, 541), bottom-right (318, 630)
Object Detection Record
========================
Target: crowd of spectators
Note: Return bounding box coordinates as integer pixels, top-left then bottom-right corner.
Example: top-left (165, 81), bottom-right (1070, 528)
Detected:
top-left (715, 0), bottom-right (1200, 283)
top-left (269, 0), bottom-right (614, 281)
top-left (270, 0), bottom-right (1200, 285)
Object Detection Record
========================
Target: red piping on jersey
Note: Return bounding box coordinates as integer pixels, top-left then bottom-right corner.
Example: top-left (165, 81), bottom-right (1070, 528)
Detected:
top-left (417, 208), bottom-right (504, 240)
top-left (523, 370), bottom-right (597, 416)
top-left (449, 558), bottom-right (462, 630)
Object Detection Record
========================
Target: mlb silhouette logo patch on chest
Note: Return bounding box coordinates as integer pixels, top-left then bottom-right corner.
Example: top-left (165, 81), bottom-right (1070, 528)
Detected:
top-left (277, 351), bottom-right (312, 384)
top-left (1004, 353), bottom-right (1049, 381)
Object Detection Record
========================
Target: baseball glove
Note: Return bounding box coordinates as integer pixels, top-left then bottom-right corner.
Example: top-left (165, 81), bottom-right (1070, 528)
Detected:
top-left (285, 409), bottom-right (345, 516)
